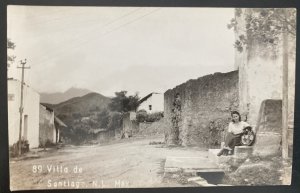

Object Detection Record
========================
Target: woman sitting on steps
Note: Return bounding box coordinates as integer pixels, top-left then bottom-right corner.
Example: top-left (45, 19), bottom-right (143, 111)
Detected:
top-left (217, 111), bottom-right (251, 156)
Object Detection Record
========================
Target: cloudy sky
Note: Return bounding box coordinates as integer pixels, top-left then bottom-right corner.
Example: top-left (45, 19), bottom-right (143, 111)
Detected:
top-left (7, 6), bottom-right (235, 98)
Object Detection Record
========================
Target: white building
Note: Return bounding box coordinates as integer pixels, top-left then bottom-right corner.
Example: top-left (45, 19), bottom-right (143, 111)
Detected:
top-left (8, 78), bottom-right (40, 148)
top-left (137, 92), bottom-right (164, 113)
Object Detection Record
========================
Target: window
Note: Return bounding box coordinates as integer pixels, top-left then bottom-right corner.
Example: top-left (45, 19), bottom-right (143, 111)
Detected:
top-left (149, 105), bottom-right (152, 111)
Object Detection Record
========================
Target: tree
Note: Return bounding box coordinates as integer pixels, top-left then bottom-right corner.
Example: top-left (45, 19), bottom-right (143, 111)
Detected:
top-left (97, 109), bottom-right (110, 128)
top-left (136, 109), bottom-right (147, 122)
top-left (108, 91), bottom-right (140, 113)
top-left (107, 112), bottom-right (122, 131)
top-left (228, 8), bottom-right (296, 53)
top-left (7, 38), bottom-right (16, 67)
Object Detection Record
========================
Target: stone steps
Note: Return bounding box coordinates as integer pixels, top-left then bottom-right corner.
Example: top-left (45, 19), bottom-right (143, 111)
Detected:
top-left (164, 156), bottom-right (223, 179)
top-left (208, 146), bottom-right (253, 169)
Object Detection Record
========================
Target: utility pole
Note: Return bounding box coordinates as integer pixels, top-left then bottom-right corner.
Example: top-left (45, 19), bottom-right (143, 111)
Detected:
top-left (17, 59), bottom-right (30, 156)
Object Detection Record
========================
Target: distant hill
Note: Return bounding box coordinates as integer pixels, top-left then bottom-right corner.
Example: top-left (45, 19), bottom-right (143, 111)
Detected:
top-left (52, 92), bottom-right (111, 116)
top-left (40, 87), bottom-right (92, 104)
top-left (46, 92), bottom-right (113, 145)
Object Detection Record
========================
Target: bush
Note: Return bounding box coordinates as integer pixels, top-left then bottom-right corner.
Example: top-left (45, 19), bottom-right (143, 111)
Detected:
top-left (10, 139), bottom-right (30, 157)
top-left (108, 112), bottom-right (122, 130)
top-left (136, 110), bottom-right (147, 122)
top-left (136, 111), bottom-right (164, 123)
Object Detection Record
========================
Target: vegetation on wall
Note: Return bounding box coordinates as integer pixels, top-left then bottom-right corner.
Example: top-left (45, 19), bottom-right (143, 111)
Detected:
top-left (228, 8), bottom-right (296, 54)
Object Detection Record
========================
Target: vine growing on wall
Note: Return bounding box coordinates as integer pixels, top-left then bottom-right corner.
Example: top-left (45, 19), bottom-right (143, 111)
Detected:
top-left (170, 93), bottom-right (181, 145)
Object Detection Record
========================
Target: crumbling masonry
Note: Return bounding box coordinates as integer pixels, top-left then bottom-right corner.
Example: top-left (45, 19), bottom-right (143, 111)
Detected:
top-left (164, 71), bottom-right (239, 147)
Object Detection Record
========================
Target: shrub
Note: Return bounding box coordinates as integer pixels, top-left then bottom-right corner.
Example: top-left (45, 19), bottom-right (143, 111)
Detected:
top-left (10, 139), bottom-right (29, 157)
top-left (137, 111), bottom-right (164, 123)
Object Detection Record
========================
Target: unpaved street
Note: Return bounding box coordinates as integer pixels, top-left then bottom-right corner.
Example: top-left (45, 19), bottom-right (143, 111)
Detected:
top-left (10, 135), bottom-right (209, 190)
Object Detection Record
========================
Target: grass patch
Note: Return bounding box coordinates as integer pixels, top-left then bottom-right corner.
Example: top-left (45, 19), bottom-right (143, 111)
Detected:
top-left (222, 155), bottom-right (283, 185)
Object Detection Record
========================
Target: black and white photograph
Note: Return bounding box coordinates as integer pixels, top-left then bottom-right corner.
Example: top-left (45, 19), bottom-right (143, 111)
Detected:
top-left (6, 6), bottom-right (296, 190)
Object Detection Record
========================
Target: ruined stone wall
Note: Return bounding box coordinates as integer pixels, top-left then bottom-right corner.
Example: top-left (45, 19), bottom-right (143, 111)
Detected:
top-left (122, 113), bottom-right (139, 138)
top-left (164, 71), bottom-right (239, 147)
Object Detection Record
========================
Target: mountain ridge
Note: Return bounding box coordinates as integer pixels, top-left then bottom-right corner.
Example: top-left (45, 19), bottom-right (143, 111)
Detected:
top-left (51, 92), bottom-right (111, 116)
top-left (40, 87), bottom-right (92, 104)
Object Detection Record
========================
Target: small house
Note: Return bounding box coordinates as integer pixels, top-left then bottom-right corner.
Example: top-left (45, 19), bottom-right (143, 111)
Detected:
top-left (39, 104), bottom-right (67, 147)
top-left (137, 92), bottom-right (164, 113)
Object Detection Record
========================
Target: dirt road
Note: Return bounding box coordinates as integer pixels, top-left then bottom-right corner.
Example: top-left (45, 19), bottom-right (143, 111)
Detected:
top-left (10, 135), bottom-right (208, 190)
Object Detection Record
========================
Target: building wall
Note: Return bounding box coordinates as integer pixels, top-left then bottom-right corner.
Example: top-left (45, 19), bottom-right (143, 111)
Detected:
top-left (164, 71), bottom-right (239, 147)
top-left (39, 105), bottom-right (56, 146)
top-left (235, 8), bottom-right (296, 128)
top-left (137, 94), bottom-right (164, 113)
top-left (234, 9), bottom-right (296, 158)
top-left (7, 79), bottom-right (40, 148)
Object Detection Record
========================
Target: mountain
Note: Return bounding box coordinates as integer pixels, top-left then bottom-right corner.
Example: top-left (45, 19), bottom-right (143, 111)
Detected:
top-left (40, 87), bottom-right (92, 104)
top-left (52, 92), bottom-right (111, 116)
top-left (47, 92), bottom-right (113, 145)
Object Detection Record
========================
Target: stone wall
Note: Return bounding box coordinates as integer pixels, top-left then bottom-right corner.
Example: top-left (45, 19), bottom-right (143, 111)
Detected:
top-left (138, 119), bottom-right (167, 137)
top-left (164, 71), bottom-right (239, 147)
top-left (122, 112), bottom-right (139, 138)
top-left (95, 130), bottom-right (115, 143)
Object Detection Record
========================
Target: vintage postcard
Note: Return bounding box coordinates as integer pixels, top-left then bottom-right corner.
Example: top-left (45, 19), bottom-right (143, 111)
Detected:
top-left (7, 6), bottom-right (296, 190)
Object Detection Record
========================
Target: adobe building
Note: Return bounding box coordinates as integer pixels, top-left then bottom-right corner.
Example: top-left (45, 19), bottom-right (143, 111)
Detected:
top-left (7, 78), bottom-right (40, 148)
top-left (234, 8), bottom-right (295, 157)
top-left (39, 104), bottom-right (67, 147)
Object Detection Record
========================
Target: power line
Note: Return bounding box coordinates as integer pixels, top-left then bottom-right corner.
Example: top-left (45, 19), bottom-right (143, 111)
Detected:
top-left (31, 7), bottom-right (143, 65)
top-left (18, 8), bottom-right (103, 28)
top-left (100, 8), bottom-right (160, 38)
top-left (34, 8), bottom-right (160, 66)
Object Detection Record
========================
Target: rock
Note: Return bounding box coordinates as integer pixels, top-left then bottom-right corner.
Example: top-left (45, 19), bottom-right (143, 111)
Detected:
top-left (172, 174), bottom-right (180, 178)
top-left (188, 177), bottom-right (203, 182)
top-left (253, 132), bottom-right (281, 157)
top-left (194, 180), bottom-right (216, 186)
top-left (164, 167), bottom-right (181, 173)
top-left (235, 162), bottom-right (271, 174)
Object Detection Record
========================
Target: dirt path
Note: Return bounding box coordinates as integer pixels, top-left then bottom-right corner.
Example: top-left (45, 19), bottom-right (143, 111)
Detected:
top-left (10, 135), bottom-right (208, 190)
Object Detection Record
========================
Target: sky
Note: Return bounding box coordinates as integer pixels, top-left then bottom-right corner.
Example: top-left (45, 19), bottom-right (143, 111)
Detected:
top-left (7, 6), bottom-right (235, 98)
